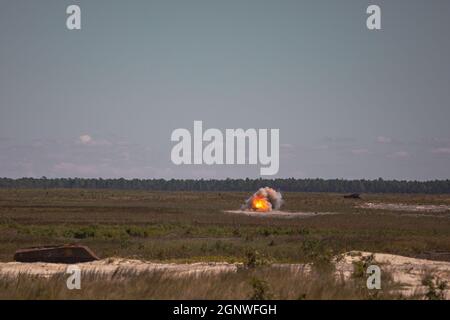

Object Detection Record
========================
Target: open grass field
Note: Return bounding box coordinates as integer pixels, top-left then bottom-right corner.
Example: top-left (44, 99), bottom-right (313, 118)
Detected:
top-left (1, 189), bottom-right (450, 264)
top-left (1, 189), bottom-right (450, 299)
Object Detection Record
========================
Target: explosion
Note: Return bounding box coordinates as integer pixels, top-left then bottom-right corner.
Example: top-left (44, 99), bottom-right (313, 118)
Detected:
top-left (242, 187), bottom-right (283, 212)
top-left (251, 196), bottom-right (271, 212)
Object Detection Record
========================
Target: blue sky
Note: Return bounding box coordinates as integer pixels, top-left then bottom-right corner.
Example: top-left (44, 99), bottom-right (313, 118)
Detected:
top-left (1, 0), bottom-right (449, 179)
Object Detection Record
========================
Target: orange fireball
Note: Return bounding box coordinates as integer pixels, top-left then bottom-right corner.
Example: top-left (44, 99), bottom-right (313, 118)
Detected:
top-left (251, 196), bottom-right (272, 212)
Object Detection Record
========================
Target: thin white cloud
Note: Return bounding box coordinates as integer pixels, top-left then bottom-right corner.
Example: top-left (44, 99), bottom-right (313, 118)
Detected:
top-left (79, 134), bottom-right (93, 145)
top-left (432, 147), bottom-right (450, 155)
top-left (78, 134), bottom-right (112, 147)
top-left (376, 136), bottom-right (392, 144)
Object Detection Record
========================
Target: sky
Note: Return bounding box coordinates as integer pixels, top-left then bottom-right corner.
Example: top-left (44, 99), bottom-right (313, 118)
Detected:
top-left (0, 0), bottom-right (449, 180)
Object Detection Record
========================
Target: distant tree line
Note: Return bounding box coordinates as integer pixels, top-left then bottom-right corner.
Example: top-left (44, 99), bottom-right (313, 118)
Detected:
top-left (0, 177), bottom-right (449, 194)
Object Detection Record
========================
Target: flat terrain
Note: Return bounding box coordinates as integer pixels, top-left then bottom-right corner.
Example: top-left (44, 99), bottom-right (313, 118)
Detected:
top-left (1, 189), bottom-right (450, 299)
top-left (1, 189), bottom-right (450, 264)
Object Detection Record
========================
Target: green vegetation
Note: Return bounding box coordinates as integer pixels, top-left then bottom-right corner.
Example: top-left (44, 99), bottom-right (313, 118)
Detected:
top-left (0, 189), bottom-right (449, 300)
top-left (249, 277), bottom-right (273, 300)
top-left (352, 254), bottom-right (376, 279)
top-left (1, 189), bottom-right (450, 264)
top-left (1, 177), bottom-right (450, 193)
top-left (422, 273), bottom-right (448, 300)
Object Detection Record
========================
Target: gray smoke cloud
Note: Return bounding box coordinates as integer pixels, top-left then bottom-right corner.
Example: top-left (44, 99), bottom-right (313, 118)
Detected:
top-left (242, 187), bottom-right (283, 212)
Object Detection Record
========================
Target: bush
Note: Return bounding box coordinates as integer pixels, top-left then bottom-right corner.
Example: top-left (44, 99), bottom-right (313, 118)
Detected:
top-left (352, 254), bottom-right (376, 279)
top-left (422, 273), bottom-right (448, 300)
top-left (243, 250), bottom-right (272, 268)
top-left (125, 227), bottom-right (148, 238)
top-left (72, 226), bottom-right (96, 239)
top-left (249, 277), bottom-right (273, 300)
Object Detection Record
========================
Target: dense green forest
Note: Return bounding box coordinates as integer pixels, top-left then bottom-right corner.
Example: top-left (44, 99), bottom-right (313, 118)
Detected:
top-left (0, 177), bottom-right (449, 194)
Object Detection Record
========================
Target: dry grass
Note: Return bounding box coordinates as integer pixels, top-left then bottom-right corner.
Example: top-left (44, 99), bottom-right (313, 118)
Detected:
top-left (0, 266), bottom-right (407, 300)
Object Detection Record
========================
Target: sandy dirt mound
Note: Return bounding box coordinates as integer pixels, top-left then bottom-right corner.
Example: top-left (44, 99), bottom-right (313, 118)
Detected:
top-left (224, 210), bottom-right (337, 218)
top-left (0, 258), bottom-right (239, 278)
top-left (336, 251), bottom-right (450, 298)
top-left (1, 252), bottom-right (449, 298)
top-left (358, 202), bottom-right (450, 213)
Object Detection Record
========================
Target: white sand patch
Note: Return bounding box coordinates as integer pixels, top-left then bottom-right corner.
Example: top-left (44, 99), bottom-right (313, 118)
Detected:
top-left (1, 252), bottom-right (450, 298)
top-left (358, 202), bottom-right (450, 213)
top-left (336, 251), bottom-right (450, 298)
top-left (0, 258), bottom-right (239, 279)
top-left (224, 210), bottom-right (337, 218)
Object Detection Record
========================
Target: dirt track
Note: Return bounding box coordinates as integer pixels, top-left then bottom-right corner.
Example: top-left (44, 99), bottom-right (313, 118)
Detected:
top-left (224, 210), bottom-right (337, 218)
top-left (358, 202), bottom-right (450, 213)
